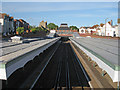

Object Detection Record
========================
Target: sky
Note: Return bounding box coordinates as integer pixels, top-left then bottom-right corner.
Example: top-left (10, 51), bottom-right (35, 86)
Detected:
top-left (1, 2), bottom-right (118, 28)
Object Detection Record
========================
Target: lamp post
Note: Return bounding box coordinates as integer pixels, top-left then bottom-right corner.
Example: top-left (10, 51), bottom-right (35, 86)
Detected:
top-left (105, 18), bottom-right (108, 36)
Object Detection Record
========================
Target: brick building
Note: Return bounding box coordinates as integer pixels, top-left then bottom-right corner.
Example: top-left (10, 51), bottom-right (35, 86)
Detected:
top-left (39, 20), bottom-right (47, 28)
top-left (57, 23), bottom-right (70, 32)
top-left (14, 19), bottom-right (29, 34)
top-left (0, 13), bottom-right (15, 36)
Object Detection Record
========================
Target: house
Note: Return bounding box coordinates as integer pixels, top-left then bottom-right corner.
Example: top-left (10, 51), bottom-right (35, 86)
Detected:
top-left (112, 25), bottom-right (118, 37)
top-left (14, 19), bottom-right (20, 34)
top-left (0, 23), bottom-right (1, 34)
top-left (118, 19), bottom-right (120, 37)
top-left (87, 27), bottom-right (97, 34)
top-left (96, 24), bottom-right (104, 36)
top-left (0, 13), bottom-right (15, 36)
top-left (79, 27), bottom-right (86, 34)
top-left (18, 19), bottom-right (29, 33)
top-left (9, 16), bottom-right (15, 35)
top-left (0, 13), bottom-right (30, 36)
top-left (79, 26), bottom-right (96, 34)
top-left (0, 13), bottom-right (10, 36)
top-left (100, 20), bottom-right (118, 37)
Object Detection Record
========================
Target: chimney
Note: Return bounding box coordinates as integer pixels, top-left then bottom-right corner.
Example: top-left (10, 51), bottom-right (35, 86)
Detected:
top-left (111, 20), bottom-right (113, 26)
top-left (118, 18), bottom-right (120, 24)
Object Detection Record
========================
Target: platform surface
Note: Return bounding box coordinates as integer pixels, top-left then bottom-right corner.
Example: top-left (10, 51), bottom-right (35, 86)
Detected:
top-left (71, 37), bottom-right (120, 66)
top-left (0, 38), bottom-right (58, 63)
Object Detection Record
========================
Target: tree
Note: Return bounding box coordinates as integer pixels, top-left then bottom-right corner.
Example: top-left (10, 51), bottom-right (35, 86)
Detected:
top-left (16, 27), bottom-right (24, 34)
top-left (69, 26), bottom-right (79, 31)
top-left (29, 25), bottom-right (37, 30)
top-left (47, 23), bottom-right (58, 30)
top-left (31, 28), bottom-right (37, 33)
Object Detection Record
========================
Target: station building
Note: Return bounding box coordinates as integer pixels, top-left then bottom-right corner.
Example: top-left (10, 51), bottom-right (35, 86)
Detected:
top-left (56, 23), bottom-right (73, 37)
top-left (57, 23), bottom-right (70, 32)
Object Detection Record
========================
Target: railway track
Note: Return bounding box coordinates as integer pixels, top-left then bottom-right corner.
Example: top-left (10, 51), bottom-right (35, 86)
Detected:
top-left (31, 39), bottom-right (90, 89)
top-left (2, 38), bottom-right (90, 90)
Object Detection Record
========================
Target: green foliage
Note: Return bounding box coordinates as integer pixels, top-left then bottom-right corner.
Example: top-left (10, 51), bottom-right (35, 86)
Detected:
top-left (29, 25), bottom-right (37, 30)
top-left (29, 25), bottom-right (48, 33)
top-left (47, 23), bottom-right (58, 30)
top-left (16, 27), bottom-right (24, 34)
top-left (69, 26), bottom-right (78, 30)
top-left (31, 28), bottom-right (36, 33)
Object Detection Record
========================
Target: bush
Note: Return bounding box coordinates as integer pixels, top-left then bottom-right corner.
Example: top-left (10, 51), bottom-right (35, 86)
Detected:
top-left (16, 27), bottom-right (24, 34)
top-left (31, 28), bottom-right (37, 33)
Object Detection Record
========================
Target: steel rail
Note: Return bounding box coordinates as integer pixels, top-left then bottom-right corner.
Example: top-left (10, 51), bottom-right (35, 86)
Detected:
top-left (66, 44), bottom-right (71, 89)
top-left (70, 43), bottom-right (90, 85)
top-left (54, 42), bottom-right (63, 90)
top-left (29, 41), bottom-right (61, 90)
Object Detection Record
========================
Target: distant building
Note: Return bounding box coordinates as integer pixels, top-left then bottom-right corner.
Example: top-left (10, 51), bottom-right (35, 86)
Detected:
top-left (9, 16), bottom-right (15, 35)
top-left (96, 20), bottom-right (119, 37)
top-left (0, 13), bottom-right (29, 36)
top-left (118, 19), bottom-right (120, 37)
top-left (56, 23), bottom-right (73, 36)
top-left (96, 24), bottom-right (104, 36)
top-left (19, 19), bottom-right (29, 30)
top-left (0, 13), bottom-right (14, 36)
top-left (0, 23), bottom-right (1, 34)
top-left (39, 20), bottom-right (47, 28)
top-left (57, 23), bottom-right (70, 32)
top-left (14, 19), bottom-right (29, 34)
top-left (100, 20), bottom-right (118, 37)
top-left (79, 27), bottom-right (88, 34)
top-left (79, 27), bottom-right (96, 34)
top-left (14, 19), bottom-right (20, 34)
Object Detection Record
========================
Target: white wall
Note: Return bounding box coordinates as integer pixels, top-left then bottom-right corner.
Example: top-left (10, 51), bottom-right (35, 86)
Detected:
top-left (87, 28), bottom-right (96, 33)
top-left (79, 28), bottom-right (86, 34)
top-left (50, 30), bottom-right (56, 33)
top-left (100, 23), bottom-right (118, 37)
top-left (0, 23), bottom-right (1, 33)
top-left (0, 19), bottom-right (4, 25)
top-left (118, 24), bottom-right (120, 37)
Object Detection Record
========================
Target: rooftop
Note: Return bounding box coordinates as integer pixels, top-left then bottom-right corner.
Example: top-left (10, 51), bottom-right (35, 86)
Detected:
top-left (58, 27), bottom-right (70, 30)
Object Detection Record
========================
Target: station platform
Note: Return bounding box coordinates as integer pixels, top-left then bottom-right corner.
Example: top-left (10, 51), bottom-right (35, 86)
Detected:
top-left (70, 37), bottom-right (120, 82)
top-left (0, 37), bottom-right (60, 80)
